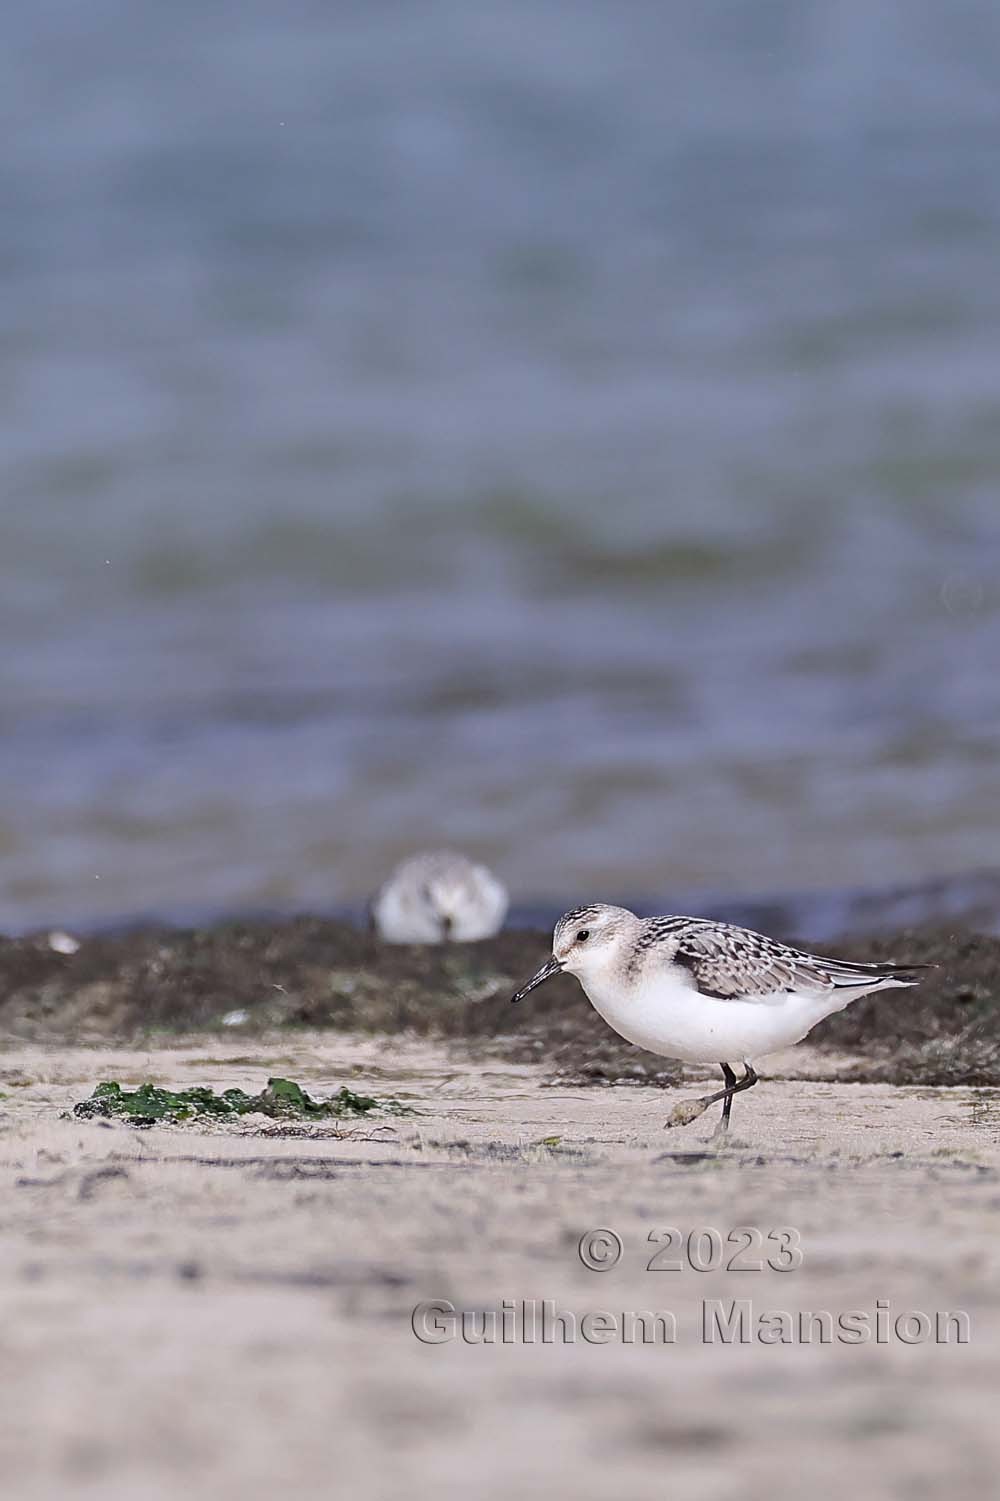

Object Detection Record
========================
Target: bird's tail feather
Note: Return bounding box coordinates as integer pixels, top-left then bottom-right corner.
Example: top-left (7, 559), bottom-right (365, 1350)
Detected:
top-left (825, 958), bottom-right (936, 989)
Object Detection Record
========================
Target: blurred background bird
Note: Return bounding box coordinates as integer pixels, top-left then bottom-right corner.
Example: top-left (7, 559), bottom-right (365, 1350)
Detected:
top-left (371, 852), bottom-right (509, 943)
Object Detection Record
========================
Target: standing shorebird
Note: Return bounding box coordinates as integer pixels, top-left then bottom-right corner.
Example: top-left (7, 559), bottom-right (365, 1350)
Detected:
top-left (511, 904), bottom-right (931, 1134)
top-left (371, 851), bottom-right (508, 944)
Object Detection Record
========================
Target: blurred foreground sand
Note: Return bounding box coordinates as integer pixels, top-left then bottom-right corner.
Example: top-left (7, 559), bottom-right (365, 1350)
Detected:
top-left (0, 1035), bottom-right (997, 1500)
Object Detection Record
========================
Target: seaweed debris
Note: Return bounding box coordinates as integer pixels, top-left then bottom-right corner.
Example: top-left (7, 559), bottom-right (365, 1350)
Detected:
top-left (73, 1076), bottom-right (413, 1126)
top-left (4, 914), bottom-right (1000, 1087)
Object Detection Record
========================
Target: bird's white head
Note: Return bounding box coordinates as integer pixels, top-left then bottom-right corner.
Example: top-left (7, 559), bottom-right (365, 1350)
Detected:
top-left (510, 904), bottom-right (637, 1001)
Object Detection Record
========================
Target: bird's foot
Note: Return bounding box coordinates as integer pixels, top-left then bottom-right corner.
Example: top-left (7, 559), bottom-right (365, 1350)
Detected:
top-left (664, 1096), bottom-right (711, 1129)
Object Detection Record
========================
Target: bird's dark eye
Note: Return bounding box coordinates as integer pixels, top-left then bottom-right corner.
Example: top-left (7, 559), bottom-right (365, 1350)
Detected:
top-left (576, 929), bottom-right (590, 943)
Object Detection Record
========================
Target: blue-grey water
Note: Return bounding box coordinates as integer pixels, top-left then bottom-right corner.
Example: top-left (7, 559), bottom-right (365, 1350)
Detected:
top-left (5, 1), bottom-right (1000, 932)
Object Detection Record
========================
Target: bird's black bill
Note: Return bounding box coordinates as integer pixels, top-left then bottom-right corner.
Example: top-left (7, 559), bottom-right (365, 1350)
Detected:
top-left (510, 955), bottom-right (563, 1003)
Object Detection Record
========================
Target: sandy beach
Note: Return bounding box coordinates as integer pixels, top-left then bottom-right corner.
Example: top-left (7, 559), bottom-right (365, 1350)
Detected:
top-left (1, 1031), bottom-right (997, 1500)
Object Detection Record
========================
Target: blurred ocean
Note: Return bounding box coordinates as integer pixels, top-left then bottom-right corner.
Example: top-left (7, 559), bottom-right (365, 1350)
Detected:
top-left (5, 0), bottom-right (1000, 931)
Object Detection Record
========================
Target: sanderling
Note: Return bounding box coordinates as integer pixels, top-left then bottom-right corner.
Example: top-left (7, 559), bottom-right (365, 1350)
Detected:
top-left (371, 851), bottom-right (508, 944)
top-left (511, 904), bottom-right (931, 1134)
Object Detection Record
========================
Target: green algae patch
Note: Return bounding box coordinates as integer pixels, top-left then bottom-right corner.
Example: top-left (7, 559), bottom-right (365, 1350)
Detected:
top-left (74, 1077), bottom-right (413, 1126)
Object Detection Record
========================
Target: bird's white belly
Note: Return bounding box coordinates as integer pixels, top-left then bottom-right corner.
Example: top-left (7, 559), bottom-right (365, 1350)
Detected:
top-left (580, 969), bottom-right (856, 1065)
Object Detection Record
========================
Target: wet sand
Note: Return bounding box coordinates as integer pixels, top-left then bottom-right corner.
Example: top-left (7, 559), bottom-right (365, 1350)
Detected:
top-left (1, 1033), bottom-right (998, 1500)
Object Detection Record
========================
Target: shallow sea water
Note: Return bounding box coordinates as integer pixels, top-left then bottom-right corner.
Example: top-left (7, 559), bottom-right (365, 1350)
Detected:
top-left (4, 2), bottom-right (1000, 930)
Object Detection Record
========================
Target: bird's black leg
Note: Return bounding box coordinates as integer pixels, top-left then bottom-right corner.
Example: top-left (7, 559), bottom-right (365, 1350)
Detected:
top-left (719, 1063), bottom-right (738, 1131)
top-left (665, 1063), bottom-right (760, 1131)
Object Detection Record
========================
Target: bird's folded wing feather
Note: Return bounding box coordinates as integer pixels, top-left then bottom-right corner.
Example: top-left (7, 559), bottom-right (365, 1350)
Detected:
top-left (670, 923), bottom-right (837, 1001)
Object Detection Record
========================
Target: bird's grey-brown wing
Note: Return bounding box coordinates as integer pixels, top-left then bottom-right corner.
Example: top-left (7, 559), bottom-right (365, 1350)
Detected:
top-left (667, 922), bottom-right (833, 1000)
top-left (659, 919), bottom-right (929, 1001)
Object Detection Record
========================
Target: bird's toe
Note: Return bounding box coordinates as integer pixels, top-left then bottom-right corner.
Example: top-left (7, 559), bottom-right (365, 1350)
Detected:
top-left (665, 1097), bottom-right (710, 1128)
